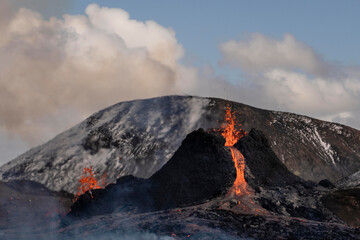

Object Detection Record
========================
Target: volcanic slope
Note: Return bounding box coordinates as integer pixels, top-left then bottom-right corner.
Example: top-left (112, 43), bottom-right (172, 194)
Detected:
top-left (1, 96), bottom-right (360, 193)
top-left (3, 128), bottom-right (358, 240)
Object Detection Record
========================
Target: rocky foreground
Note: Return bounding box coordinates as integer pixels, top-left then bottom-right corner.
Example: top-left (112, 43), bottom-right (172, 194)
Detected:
top-left (0, 128), bottom-right (358, 239)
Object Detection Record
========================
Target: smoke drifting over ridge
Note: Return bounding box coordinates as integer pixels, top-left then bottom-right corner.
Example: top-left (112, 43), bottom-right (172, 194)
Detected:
top-left (1, 2), bottom-right (360, 164)
top-left (0, 3), bottom-right (188, 142)
top-left (220, 33), bottom-right (360, 128)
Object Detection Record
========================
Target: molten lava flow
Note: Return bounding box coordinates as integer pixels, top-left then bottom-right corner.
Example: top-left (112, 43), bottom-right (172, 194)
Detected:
top-left (220, 106), bottom-right (248, 196)
top-left (73, 166), bottom-right (106, 201)
top-left (219, 106), bottom-right (245, 146)
top-left (229, 147), bottom-right (247, 195)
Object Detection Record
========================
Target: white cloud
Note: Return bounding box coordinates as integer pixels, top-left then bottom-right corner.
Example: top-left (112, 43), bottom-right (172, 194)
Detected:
top-left (1, 2), bottom-right (360, 165)
top-left (262, 69), bottom-right (357, 115)
top-left (220, 33), bottom-right (330, 76)
top-left (219, 33), bottom-right (360, 129)
top-left (84, 4), bottom-right (184, 69)
top-left (0, 4), bottom-right (187, 143)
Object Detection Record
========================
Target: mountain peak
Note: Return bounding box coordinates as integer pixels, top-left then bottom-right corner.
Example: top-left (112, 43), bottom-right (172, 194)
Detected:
top-left (1, 95), bottom-right (360, 194)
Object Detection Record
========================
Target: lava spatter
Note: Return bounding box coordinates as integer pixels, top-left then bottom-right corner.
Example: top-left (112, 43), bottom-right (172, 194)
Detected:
top-left (73, 166), bottom-right (106, 201)
top-left (219, 105), bottom-right (248, 196)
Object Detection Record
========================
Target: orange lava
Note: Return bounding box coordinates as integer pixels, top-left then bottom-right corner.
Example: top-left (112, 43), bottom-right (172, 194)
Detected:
top-left (73, 166), bottom-right (106, 201)
top-left (220, 106), bottom-right (247, 146)
top-left (229, 147), bottom-right (247, 195)
top-left (220, 105), bottom-right (248, 196)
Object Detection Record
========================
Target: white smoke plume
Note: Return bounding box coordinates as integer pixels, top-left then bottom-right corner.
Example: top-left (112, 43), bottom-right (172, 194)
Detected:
top-left (0, 3), bottom-right (188, 143)
top-left (1, 3), bottom-right (360, 164)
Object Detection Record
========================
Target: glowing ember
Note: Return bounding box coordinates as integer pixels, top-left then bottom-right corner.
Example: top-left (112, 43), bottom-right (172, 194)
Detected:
top-left (220, 105), bottom-right (248, 196)
top-left (73, 166), bottom-right (106, 201)
top-left (220, 106), bottom-right (246, 147)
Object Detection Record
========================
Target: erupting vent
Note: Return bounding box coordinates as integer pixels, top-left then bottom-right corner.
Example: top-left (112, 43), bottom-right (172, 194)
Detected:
top-left (74, 167), bottom-right (106, 201)
top-left (220, 106), bottom-right (248, 196)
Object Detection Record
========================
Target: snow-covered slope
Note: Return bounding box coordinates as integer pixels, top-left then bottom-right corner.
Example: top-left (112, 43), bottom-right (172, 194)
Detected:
top-left (336, 170), bottom-right (360, 188)
top-left (0, 96), bottom-right (212, 193)
top-left (1, 96), bottom-right (360, 194)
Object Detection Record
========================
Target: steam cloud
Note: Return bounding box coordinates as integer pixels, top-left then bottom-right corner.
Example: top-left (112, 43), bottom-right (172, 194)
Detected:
top-left (219, 33), bottom-right (360, 128)
top-left (220, 33), bottom-right (330, 76)
top-left (0, 3), bottom-right (187, 143)
top-left (1, 3), bottom-right (360, 163)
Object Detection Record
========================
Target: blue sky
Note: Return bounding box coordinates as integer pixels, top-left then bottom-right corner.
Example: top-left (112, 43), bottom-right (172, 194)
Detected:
top-left (35, 1), bottom-right (360, 81)
top-left (67, 1), bottom-right (360, 85)
top-left (69, 1), bottom-right (360, 63)
top-left (0, 1), bottom-right (359, 163)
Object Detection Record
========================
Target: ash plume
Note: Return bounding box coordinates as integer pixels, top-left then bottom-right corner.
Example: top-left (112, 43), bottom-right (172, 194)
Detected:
top-left (0, 3), bottom-right (184, 143)
top-left (0, 2), bottom-right (360, 162)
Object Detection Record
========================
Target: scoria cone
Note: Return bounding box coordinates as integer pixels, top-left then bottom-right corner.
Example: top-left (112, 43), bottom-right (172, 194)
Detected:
top-left (0, 96), bottom-right (360, 193)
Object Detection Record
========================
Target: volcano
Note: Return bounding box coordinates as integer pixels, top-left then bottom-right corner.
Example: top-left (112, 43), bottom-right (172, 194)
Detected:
top-left (1, 96), bottom-right (360, 193)
top-left (0, 96), bottom-right (359, 239)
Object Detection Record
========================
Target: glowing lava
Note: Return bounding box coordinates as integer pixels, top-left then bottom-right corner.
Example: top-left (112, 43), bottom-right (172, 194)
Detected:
top-left (73, 166), bottom-right (106, 201)
top-left (229, 147), bottom-right (247, 195)
top-left (220, 105), bottom-right (248, 196)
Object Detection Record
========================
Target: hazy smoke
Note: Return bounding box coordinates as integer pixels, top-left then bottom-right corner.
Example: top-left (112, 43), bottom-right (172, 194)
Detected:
top-left (220, 33), bottom-right (330, 76)
top-left (1, 3), bottom-right (360, 162)
top-left (219, 33), bottom-right (360, 129)
top-left (0, 3), bottom-right (187, 142)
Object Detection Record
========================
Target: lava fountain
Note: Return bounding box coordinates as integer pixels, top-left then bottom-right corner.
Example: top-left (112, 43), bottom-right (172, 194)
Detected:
top-left (73, 166), bottom-right (107, 201)
top-left (220, 106), bottom-right (248, 196)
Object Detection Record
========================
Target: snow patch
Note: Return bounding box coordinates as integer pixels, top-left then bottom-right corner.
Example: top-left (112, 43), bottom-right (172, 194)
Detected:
top-left (313, 128), bottom-right (336, 165)
top-left (0, 96), bottom-right (212, 193)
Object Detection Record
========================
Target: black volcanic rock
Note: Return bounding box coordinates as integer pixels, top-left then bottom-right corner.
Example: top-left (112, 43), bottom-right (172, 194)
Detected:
top-left (69, 176), bottom-right (153, 218)
top-left (318, 179), bottom-right (335, 189)
top-left (5, 180), bottom-right (54, 196)
top-left (3, 127), bottom-right (360, 239)
top-left (3, 96), bottom-right (360, 195)
top-left (321, 188), bottom-right (360, 227)
top-left (233, 129), bottom-right (336, 222)
top-left (234, 128), bottom-right (303, 188)
top-left (150, 128), bottom-right (235, 209)
top-left (0, 180), bottom-right (72, 229)
top-left (83, 126), bottom-right (119, 155)
top-left (69, 128), bottom-right (235, 218)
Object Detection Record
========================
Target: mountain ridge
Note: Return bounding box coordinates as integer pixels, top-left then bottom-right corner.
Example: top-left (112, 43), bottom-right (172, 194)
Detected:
top-left (1, 95), bottom-right (359, 194)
